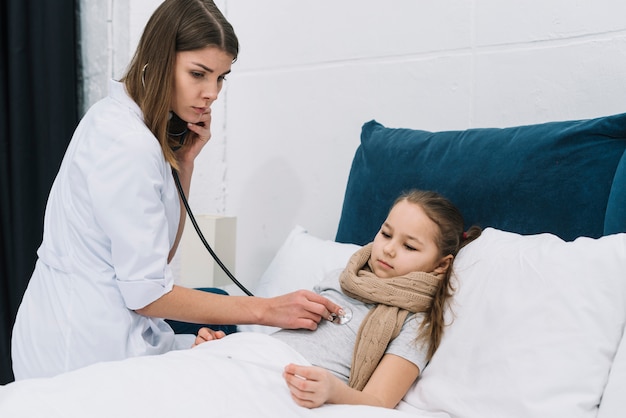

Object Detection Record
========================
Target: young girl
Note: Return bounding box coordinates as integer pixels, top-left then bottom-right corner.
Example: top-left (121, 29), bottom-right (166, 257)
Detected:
top-left (195, 189), bottom-right (481, 409)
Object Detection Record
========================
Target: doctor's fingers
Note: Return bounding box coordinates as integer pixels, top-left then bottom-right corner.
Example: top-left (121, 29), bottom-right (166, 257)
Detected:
top-left (177, 125), bottom-right (211, 163)
top-left (300, 290), bottom-right (342, 322)
top-left (266, 291), bottom-right (324, 330)
top-left (288, 290), bottom-right (342, 330)
top-left (187, 114), bottom-right (212, 142)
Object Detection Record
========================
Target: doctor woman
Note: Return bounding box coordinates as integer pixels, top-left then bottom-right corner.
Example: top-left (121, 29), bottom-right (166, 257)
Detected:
top-left (11, 0), bottom-right (341, 380)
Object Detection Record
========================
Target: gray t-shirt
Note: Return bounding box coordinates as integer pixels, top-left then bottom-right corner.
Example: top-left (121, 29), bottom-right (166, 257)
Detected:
top-left (272, 269), bottom-right (429, 382)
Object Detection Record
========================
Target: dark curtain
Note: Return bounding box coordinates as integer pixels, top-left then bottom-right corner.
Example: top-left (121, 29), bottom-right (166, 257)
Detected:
top-left (0, 0), bottom-right (79, 384)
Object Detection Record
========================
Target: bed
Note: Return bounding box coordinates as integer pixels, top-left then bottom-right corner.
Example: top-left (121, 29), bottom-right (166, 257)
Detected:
top-left (1, 113), bottom-right (625, 418)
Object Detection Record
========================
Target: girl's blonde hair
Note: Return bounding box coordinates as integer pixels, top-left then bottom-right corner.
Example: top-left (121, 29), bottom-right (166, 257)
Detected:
top-left (121, 0), bottom-right (238, 170)
top-left (394, 190), bottom-right (482, 361)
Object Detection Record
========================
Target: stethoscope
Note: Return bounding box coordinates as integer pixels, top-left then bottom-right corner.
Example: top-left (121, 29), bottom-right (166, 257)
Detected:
top-left (172, 169), bottom-right (254, 296)
top-left (168, 112), bottom-right (253, 296)
top-left (170, 118), bottom-right (352, 323)
top-left (173, 170), bottom-right (353, 324)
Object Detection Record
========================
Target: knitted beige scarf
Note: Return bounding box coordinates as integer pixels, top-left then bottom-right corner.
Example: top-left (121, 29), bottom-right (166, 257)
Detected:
top-left (339, 243), bottom-right (442, 391)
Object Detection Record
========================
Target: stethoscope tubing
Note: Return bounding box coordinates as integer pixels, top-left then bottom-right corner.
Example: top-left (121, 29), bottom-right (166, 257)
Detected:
top-left (172, 169), bottom-right (254, 296)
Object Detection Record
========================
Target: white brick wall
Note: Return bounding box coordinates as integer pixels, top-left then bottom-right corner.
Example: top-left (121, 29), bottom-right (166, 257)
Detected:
top-left (80, 0), bottom-right (626, 290)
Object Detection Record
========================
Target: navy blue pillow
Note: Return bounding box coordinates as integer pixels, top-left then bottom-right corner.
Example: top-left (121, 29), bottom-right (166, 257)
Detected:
top-left (336, 113), bottom-right (626, 244)
top-left (605, 150), bottom-right (626, 235)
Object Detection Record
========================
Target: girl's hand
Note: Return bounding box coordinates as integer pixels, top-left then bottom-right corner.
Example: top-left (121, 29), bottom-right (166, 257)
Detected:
top-left (283, 364), bottom-right (341, 408)
top-left (191, 326), bottom-right (225, 348)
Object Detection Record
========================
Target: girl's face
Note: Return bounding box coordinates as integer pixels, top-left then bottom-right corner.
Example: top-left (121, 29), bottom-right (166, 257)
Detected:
top-left (368, 200), bottom-right (452, 278)
top-left (170, 46), bottom-right (234, 124)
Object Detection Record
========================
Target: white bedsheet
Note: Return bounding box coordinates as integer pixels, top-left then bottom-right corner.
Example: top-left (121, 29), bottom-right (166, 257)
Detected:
top-left (0, 332), bottom-right (436, 418)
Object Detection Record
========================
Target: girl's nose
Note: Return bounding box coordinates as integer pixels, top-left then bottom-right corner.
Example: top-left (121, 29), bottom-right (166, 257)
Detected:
top-left (383, 242), bottom-right (395, 257)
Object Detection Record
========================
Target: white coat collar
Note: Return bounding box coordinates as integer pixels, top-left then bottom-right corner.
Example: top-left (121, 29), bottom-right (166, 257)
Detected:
top-left (108, 79), bottom-right (144, 122)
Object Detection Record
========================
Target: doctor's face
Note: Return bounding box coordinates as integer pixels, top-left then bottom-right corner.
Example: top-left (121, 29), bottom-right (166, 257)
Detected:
top-left (170, 46), bottom-right (233, 125)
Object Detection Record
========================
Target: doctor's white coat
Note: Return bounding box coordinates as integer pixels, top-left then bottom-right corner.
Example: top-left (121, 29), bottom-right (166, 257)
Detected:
top-left (11, 80), bottom-right (190, 380)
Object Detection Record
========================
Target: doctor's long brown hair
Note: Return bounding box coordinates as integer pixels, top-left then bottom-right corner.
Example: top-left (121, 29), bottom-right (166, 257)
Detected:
top-left (396, 190), bottom-right (482, 361)
top-left (121, 0), bottom-right (238, 170)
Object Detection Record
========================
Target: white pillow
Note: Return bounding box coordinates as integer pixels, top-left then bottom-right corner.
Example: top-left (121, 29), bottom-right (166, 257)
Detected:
top-left (239, 225), bottom-right (361, 334)
top-left (597, 323), bottom-right (626, 418)
top-left (399, 228), bottom-right (626, 418)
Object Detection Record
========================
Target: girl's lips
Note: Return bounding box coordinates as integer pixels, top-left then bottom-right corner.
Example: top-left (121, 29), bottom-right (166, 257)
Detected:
top-left (377, 259), bottom-right (393, 270)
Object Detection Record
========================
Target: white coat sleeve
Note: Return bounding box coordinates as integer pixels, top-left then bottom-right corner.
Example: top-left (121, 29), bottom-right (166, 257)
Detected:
top-left (88, 131), bottom-right (176, 310)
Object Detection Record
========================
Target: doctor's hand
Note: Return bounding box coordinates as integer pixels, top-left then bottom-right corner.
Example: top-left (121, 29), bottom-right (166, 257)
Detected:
top-left (263, 290), bottom-right (342, 331)
top-left (191, 327), bottom-right (226, 348)
top-left (176, 113), bottom-right (212, 166)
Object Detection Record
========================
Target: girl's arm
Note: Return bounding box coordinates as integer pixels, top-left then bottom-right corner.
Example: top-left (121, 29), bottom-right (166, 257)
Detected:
top-left (283, 354), bottom-right (419, 409)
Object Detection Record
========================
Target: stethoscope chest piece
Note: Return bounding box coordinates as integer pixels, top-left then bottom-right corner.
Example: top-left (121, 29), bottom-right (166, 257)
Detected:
top-left (330, 307), bottom-right (353, 325)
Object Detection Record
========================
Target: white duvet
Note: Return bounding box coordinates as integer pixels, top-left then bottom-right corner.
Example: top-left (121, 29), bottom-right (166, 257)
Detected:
top-left (3, 228), bottom-right (625, 417)
top-left (0, 332), bottom-right (433, 418)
